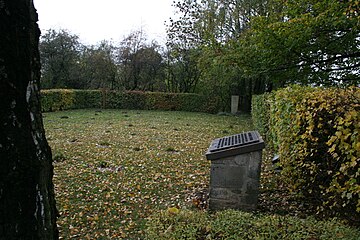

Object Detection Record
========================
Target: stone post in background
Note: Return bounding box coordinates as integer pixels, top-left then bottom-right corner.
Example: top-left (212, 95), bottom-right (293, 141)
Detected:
top-left (231, 95), bottom-right (239, 114)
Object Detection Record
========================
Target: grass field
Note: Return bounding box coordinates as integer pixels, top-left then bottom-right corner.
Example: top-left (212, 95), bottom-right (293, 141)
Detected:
top-left (44, 109), bottom-right (360, 239)
top-left (44, 109), bottom-right (253, 239)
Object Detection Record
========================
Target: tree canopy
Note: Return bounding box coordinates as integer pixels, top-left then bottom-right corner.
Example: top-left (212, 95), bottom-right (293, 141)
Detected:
top-left (238, 0), bottom-right (360, 86)
top-left (40, 29), bottom-right (82, 89)
top-left (166, 0), bottom-right (359, 110)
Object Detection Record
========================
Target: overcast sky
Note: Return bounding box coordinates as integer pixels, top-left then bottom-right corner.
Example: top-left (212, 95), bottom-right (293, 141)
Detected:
top-left (33, 0), bottom-right (176, 45)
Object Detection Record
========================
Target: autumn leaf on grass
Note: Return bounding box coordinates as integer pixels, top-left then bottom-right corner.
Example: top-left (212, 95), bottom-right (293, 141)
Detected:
top-left (167, 207), bottom-right (180, 215)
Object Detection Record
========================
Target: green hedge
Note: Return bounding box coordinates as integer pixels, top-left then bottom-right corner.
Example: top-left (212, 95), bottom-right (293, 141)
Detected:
top-left (105, 90), bottom-right (147, 110)
top-left (251, 93), bottom-right (272, 140)
top-left (252, 86), bottom-right (360, 217)
top-left (145, 209), bottom-right (360, 239)
top-left (41, 89), bottom-right (219, 113)
top-left (145, 92), bottom-right (218, 112)
top-left (41, 89), bottom-right (75, 111)
top-left (73, 90), bottom-right (103, 109)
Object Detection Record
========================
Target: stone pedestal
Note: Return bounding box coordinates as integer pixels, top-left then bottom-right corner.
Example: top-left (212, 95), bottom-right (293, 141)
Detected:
top-left (206, 131), bottom-right (265, 211)
top-left (209, 151), bottom-right (262, 211)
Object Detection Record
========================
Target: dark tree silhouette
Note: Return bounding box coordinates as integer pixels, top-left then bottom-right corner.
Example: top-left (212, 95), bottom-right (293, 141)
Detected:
top-left (0, 0), bottom-right (58, 239)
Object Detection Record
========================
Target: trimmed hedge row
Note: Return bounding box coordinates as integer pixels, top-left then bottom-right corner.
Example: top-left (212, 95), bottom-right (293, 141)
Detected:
top-left (252, 86), bottom-right (360, 218)
top-left (41, 89), bottom-right (103, 111)
top-left (41, 89), bottom-right (219, 113)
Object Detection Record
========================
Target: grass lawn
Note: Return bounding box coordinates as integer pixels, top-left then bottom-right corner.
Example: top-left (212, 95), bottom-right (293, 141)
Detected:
top-left (44, 109), bottom-right (360, 239)
top-left (44, 109), bottom-right (253, 239)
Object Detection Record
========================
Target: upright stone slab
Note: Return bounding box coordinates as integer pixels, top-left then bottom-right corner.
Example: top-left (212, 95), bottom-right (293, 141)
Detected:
top-left (231, 95), bottom-right (239, 114)
top-left (206, 131), bottom-right (265, 211)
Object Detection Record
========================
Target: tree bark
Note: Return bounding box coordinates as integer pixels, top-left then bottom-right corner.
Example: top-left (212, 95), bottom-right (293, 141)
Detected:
top-left (0, 0), bottom-right (58, 239)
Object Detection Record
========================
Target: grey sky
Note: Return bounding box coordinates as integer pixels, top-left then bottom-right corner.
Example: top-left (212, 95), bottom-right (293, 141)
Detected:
top-left (33, 0), bottom-right (175, 45)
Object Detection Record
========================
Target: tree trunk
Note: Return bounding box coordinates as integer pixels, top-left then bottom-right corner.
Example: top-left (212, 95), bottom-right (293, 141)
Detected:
top-left (0, 0), bottom-right (59, 239)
